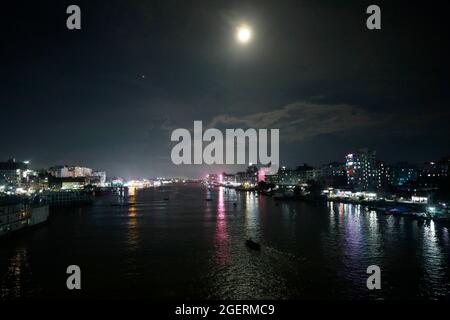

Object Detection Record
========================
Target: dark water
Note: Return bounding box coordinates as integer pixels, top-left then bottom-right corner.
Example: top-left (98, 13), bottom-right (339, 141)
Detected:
top-left (1, 185), bottom-right (449, 300)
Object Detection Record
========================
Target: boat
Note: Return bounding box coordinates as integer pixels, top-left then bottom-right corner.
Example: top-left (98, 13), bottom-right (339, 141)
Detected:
top-left (205, 198), bottom-right (212, 201)
top-left (111, 202), bottom-right (134, 207)
top-left (0, 199), bottom-right (49, 238)
top-left (245, 238), bottom-right (261, 251)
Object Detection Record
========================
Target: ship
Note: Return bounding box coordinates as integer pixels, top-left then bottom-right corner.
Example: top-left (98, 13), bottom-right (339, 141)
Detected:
top-left (0, 198), bottom-right (49, 237)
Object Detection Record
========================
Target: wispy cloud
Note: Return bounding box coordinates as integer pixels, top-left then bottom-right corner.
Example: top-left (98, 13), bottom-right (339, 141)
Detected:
top-left (207, 101), bottom-right (389, 141)
top-left (207, 100), bottom-right (450, 142)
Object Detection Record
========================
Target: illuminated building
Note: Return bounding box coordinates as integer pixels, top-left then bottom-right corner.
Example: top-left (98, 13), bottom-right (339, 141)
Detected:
top-left (275, 166), bottom-right (299, 186)
top-left (222, 173), bottom-right (237, 186)
top-left (346, 148), bottom-right (378, 191)
top-left (389, 162), bottom-right (418, 186)
top-left (91, 171), bottom-right (107, 186)
top-left (295, 164), bottom-right (320, 184)
top-left (419, 158), bottom-right (449, 179)
top-left (0, 158), bottom-right (29, 191)
top-left (48, 165), bottom-right (93, 178)
top-left (48, 177), bottom-right (88, 190)
top-left (206, 174), bottom-right (218, 185)
top-left (417, 157), bottom-right (450, 190)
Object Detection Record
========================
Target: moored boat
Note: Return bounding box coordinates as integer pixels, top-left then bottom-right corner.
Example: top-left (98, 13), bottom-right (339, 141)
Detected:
top-left (0, 199), bottom-right (49, 238)
top-left (245, 238), bottom-right (261, 251)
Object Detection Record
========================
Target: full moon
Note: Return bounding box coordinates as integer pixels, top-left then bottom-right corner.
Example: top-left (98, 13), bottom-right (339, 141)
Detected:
top-left (236, 25), bottom-right (252, 44)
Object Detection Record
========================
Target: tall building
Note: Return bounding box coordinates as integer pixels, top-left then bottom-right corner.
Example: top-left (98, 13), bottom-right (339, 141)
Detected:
top-left (376, 160), bottom-right (390, 191)
top-left (346, 148), bottom-right (378, 191)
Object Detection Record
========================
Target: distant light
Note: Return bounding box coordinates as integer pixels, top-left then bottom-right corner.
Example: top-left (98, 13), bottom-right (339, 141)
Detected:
top-left (427, 206), bottom-right (436, 213)
top-left (237, 25), bottom-right (252, 44)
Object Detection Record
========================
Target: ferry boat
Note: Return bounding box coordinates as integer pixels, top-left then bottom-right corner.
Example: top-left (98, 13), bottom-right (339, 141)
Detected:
top-left (0, 198), bottom-right (49, 237)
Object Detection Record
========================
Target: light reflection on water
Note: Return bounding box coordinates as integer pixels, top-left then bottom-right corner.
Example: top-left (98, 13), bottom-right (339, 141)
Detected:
top-left (214, 187), bottom-right (229, 267)
top-left (0, 248), bottom-right (30, 299)
top-left (0, 185), bottom-right (449, 300)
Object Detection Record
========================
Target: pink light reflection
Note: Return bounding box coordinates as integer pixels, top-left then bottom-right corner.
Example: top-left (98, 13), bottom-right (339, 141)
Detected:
top-left (214, 187), bottom-right (229, 267)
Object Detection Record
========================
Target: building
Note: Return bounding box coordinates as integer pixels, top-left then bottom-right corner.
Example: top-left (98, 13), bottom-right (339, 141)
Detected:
top-left (48, 165), bottom-right (93, 178)
top-left (91, 171), bottom-right (107, 186)
top-left (222, 173), bottom-right (238, 186)
top-left (416, 157), bottom-right (450, 199)
top-left (376, 160), bottom-right (390, 191)
top-left (206, 173), bottom-right (219, 185)
top-left (346, 148), bottom-right (378, 191)
top-left (48, 177), bottom-right (88, 190)
top-left (0, 158), bottom-right (30, 191)
top-left (389, 162), bottom-right (418, 186)
top-left (320, 162), bottom-right (346, 188)
top-left (419, 158), bottom-right (449, 181)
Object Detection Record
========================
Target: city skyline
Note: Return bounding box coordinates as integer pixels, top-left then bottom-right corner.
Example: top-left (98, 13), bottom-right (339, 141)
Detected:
top-left (2, 148), bottom-right (449, 181)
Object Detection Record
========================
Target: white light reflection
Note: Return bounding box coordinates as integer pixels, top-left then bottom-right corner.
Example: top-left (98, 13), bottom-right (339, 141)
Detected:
top-left (244, 191), bottom-right (259, 239)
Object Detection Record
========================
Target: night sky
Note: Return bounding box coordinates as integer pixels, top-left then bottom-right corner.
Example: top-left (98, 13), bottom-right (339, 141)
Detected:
top-left (1, 0), bottom-right (449, 179)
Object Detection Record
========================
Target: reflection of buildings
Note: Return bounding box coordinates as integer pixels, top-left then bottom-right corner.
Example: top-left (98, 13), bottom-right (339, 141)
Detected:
top-left (214, 187), bottom-right (229, 266)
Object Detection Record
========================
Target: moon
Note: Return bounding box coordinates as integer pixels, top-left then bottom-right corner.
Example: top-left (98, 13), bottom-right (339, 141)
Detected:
top-left (236, 25), bottom-right (252, 44)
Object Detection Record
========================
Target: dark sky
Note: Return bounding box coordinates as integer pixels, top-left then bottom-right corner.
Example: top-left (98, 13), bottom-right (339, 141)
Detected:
top-left (1, 0), bottom-right (449, 179)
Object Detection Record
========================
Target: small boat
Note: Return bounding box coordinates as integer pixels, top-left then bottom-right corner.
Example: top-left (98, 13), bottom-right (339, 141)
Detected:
top-left (245, 238), bottom-right (261, 251)
top-left (205, 198), bottom-right (212, 201)
top-left (111, 203), bottom-right (134, 207)
top-left (163, 197), bottom-right (170, 201)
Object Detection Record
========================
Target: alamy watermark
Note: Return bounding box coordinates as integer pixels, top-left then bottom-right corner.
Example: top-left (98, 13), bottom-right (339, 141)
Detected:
top-left (65, 5), bottom-right (380, 31)
top-left (171, 121), bottom-right (279, 173)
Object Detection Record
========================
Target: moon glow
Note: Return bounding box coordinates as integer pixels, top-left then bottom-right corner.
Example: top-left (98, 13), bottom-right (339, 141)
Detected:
top-left (236, 25), bottom-right (252, 44)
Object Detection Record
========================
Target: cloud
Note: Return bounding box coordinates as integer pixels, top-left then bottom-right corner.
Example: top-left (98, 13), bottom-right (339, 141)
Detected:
top-left (207, 101), bottom-right (389, 141)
